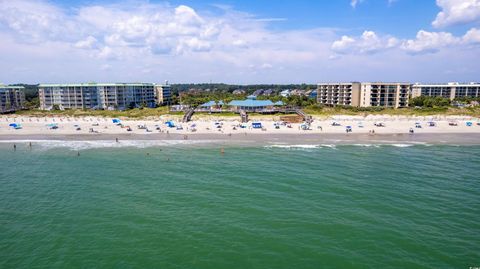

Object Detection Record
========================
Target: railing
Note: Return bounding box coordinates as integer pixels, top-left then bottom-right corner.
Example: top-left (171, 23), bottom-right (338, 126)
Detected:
top-left (182, 108), bottom-right (195, 123)
top-left (240, 110), bottom-right (248, 123)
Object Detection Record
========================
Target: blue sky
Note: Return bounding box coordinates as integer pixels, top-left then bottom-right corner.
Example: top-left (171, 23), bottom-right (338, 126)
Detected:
top-left (0, 0), bottom-right (479, 84)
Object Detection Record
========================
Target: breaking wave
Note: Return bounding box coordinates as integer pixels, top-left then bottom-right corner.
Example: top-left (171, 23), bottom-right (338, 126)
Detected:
top-left (0, 140), bottom-right (215, 151)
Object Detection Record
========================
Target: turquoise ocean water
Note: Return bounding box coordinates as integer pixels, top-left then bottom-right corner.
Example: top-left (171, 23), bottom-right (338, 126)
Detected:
top-left (1, 141), bottom-right (479, 268)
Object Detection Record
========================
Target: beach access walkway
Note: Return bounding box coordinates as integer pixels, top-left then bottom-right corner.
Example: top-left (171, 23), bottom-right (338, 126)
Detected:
top-left (240, 109), bottom-right (248, 123)
top-left (296, 109), bottom-right (313, 124)
top-left (182, 108), bottom-right (195, 123)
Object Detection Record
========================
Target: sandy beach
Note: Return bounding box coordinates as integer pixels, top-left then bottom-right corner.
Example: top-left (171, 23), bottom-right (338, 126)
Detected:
top-left (1, 114), bottom-right (480, 145)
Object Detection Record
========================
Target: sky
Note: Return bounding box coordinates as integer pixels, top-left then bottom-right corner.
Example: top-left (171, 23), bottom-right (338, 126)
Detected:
top-left (0, 0), bottom-right (479, 84)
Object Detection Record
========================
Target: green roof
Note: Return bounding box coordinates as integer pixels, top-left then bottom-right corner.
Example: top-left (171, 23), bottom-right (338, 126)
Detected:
top-left (0, 85), bottom-right (25, 90)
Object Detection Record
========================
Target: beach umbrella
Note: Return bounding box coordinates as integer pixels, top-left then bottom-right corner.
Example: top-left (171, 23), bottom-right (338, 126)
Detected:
top-left (9, 123), bottom-right (18, 127)
top-left (112, 119), bottom-right (120, 123)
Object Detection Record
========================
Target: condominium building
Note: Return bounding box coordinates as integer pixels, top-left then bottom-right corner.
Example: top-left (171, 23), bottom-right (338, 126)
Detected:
top-left (0, 85), bottom-right (25, 113)
top-left (317, 83), bottom-right (361, 106)
top-left (317, 82), bottom-right (410, 108)
top-left (360, 82), bottom-right (410, 108)
top-left (411, 82), bottom-right (480, 100)
top-left (39, 83), bottom-right (156, 110)
top-left (155, 82), bottom-right (172, 105)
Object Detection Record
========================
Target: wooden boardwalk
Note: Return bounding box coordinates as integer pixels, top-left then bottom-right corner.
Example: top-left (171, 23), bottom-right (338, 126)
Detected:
top-left (182, 108), bottom-right (195, 123)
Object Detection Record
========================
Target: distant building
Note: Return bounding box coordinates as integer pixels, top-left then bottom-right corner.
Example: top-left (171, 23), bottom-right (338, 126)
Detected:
top-left (290, 89), bottom-right (307, 96)
top-left (39, 83), bottom-right (156, 110)
top-left (307, 90), bottom-right (317, 99)
top-left (280, 89), bottom-right (291, 97)
top-left (317, 82), bottom-right (410, 108)
top-left (228, 99), bottom-right (275, 112)
top-left (252, 89), bottom-right (264, 96)
top-left (198, 100), bottom-right (224, 112)
top-left (155, 82), bottom-right (172, 105)
top-left (232, 89), bottom-right (246, 95)
top-left (412, 82), bottom-right (480, 100)
top-left (263, 89), bottom-right (274, 96)
top-left (0, 85), bottom-right (25, 113)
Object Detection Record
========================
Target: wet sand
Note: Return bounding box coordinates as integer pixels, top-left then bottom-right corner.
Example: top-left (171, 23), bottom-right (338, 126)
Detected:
top-left (1, 132), bottom-right (480, 145)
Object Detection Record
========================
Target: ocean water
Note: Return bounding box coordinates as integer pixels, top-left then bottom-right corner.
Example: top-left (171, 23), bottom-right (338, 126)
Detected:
top-left (1, 141), bottom-right (479, 268)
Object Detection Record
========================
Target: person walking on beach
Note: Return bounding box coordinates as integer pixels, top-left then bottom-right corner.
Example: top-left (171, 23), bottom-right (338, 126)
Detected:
top-left (13, 144), bottom-right (16, 151)
top-left (116, 138), bottom-right (119, 143)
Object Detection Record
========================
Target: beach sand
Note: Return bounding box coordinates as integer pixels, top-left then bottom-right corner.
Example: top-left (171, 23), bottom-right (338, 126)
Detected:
top-left (1, 115), bottom-right (480, 145)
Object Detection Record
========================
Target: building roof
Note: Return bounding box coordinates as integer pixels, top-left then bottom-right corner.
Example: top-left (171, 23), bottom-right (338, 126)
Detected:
top-left (200, 100), bottom-right (224, 107)
top-left (0, 85), bottom-right (25, 90)
top-left (38, 83), bottom-right (154, 87)
top-left (228, 100), bottom-right (274, 107)
top-left (413, 83), bottom-right (480, 87)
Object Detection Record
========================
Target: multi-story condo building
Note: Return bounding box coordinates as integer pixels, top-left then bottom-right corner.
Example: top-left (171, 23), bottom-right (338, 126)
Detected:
top-left (0, 85), bottom-right (25, 113)
top-left (411, 82), bottom-right (480, 100)
top-left (317, 82), bottom-right (410, 108)
top-left (39, 83), bottom-right (156, 110)
top-left (360, 82), bottom-right (410, 108)
top-left (155, 82), bottom-right (172, 105)
top-left (317, 83), bottom-right (361, 107)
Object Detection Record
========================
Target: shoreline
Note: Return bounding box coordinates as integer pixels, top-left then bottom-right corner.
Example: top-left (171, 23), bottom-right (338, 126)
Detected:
top-left (1, 133), bottom-right (480, 145)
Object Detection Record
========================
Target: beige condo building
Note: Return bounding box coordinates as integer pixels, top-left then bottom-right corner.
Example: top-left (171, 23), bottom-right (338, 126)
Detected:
top-left (317, 82), bottom-right (410, 108)
top-left (317, 83), bottom-right (361, 107)
top-left (155, 83), bottom-right (172, 105)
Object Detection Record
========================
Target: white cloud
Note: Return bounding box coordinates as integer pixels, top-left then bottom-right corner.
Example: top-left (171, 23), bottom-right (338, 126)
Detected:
top-left (0, 0), bottom-right (77, 42)
top-left (0, 0), bottom-right (479, 84)
top-left (331, 31), bottom-right (398, 54)
top-left (432, 0), bottom-right (480, 28)
top-left (74, 36), bottom-right (98, 49)
top-left (331, 35), bottom-right (356, 52)
top-left (463, 27), bottom-right (480, 43)
top-left (401, 30), bottom-right (460, 53)
top-left (332, 28), bottom-right (480, 56)
top-left (351, 0), bottom-right (365, 8)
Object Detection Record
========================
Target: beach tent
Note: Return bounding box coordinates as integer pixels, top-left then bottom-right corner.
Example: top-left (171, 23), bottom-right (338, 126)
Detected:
top-left (165, 121), bottom-right (175, 128)
top-left (112, 119), bottom-right (121, 123)
top-left (9, 123), bottom-right (22, 129)
top-left (47, 123), bottom-right (58, 129)
top-left (252, 122), bottom-right (262, 129)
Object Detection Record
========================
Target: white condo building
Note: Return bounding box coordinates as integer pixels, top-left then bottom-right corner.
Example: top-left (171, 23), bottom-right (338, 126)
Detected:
top-left (411, 82), bottom-right (480, 100)
top-left (38, 83), bottom-right (156, 110)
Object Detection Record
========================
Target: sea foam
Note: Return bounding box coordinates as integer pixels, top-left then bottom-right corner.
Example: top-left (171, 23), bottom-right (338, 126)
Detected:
top-left (0, 140), bottom-right (213, 151)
